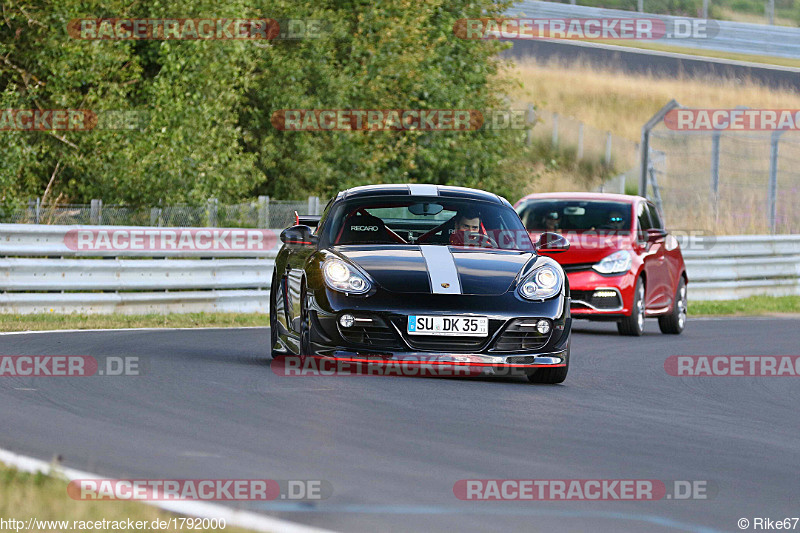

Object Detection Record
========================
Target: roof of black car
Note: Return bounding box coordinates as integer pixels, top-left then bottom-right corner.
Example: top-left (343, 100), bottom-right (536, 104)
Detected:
top-left (337, 184), bottom-right (505, 204)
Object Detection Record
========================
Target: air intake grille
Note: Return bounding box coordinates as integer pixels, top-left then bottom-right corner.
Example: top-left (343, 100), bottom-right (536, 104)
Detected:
top-left (338, 316), bottom-right (403, 349)
top-left (491, 319), bottom-right (551, 352)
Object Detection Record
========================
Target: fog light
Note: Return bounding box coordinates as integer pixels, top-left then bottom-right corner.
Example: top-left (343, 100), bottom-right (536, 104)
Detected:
top-left (536, 319), bottom-right (551, 334)
top-left (593, 290), bottom-right (618, 298)
top-left (339, 314), bottom-right (355, 328)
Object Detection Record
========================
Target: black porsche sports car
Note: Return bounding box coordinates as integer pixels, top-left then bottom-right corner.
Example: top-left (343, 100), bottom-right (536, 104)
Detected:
top-left (270, 184), bottom-right (573, 383)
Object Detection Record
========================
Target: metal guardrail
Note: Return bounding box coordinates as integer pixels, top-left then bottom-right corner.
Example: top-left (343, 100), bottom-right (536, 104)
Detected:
top-left (681, 235), bottom-right (800, 300)
top-left (508, 1), bottom-right (800, 59)
top-left (1, 225), bottom-right (798, 314)
top-left (0, 224), bottom-right (279, 314)
top-left (0, 224), bottom-right (279, 258)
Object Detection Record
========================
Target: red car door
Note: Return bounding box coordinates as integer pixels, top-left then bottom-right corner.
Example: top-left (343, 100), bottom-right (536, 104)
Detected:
top-left (647, 202), bottom-right (682, 310)
top-left (635, 201), bottom-right (670, 309)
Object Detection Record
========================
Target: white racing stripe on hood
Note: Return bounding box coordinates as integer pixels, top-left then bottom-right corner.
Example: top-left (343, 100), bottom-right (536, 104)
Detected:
top-left (419, 245), bottom-right (462, 294)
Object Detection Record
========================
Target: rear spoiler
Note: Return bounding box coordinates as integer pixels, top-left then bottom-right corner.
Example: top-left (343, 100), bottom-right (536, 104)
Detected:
top-left (294, 211), bottom-right (321, 227)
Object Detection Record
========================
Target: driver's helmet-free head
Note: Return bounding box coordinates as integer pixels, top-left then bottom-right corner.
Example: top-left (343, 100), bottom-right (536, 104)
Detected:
top-left (608, 211), bottom-right (624, 225)
top-left (455, 207), bottom-right (482, 233)
top-left (544, 211), bottom-right (560, 229)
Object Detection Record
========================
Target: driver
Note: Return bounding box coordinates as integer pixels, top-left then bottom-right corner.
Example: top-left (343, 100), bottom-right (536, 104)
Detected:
top-left (450, 208), bottom-right (492, 247)
top-left (606, 210), bottom-right (625, 230)
top-left (454, 208), bottom-right (481, 234)
top-left (422, 207), bottom-right (486, 245)
top-left (543, 211), bottom-right (560, 232)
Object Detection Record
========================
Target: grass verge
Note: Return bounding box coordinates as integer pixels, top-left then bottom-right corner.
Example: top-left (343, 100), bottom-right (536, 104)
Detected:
top-left (507, 59), bottom-right (800, 141)
top-left (0, 313), bottom-right (267, 332)
top-left (689, 295), bottom-right (800, 316)
top-left (0, 462), bottom-right (248, 532)
top-left (1, 296), bottom-right (799, 334)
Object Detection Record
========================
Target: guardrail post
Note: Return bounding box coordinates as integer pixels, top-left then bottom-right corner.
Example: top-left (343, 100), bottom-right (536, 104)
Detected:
top-left (637, 0), bottom-right (643, 12)
top-left (639, 99), bottom-right (681, 197)
top-left (710, 131), bottom-right (721, 221)
top-left (90, 199), bottom-right (102, 225)
top-left (767, 131), bottom-right (781, 233)
top-left (150, 207), bottom-right (162, 227)
top-left (703, 0), bottom-right (709, 18)
top-left (577, 122), bottom-right (584, 160)
top-left (552, 113), bottom-right (559, 148)
top-left (767, 0), bottom-right (775, 24)
top-left (258, 195), bottom-right (270, 228)
top-left (35, 197), bottom-right (41, 224)
top-left (207, 198), bottom-right (218, 227)
top-left (604, 132), bottom-right (612, 167)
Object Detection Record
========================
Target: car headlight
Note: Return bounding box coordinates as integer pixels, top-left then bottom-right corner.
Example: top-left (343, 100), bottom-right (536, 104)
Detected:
top-left (323, 257), bottom-right (371, 294)
top-left (592, 250), bottom-right (632, 274)
top-left (518, 265), bottom-right (563, 300)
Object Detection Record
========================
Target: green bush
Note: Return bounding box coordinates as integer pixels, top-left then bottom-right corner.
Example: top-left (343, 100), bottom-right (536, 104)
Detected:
top-left (1, 0), bottom-right (530, 210)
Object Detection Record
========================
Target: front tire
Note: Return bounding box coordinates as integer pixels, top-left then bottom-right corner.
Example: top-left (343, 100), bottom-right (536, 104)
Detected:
top-left (299, 283), bottom-right (312, 355)
top-left (527, 347), bottom-right (570, 384)
top-left (270, 271), bottom-right (284, 358)
top-left (617, 276), bottom-right (645, 336)
top-left (659, 277), bottom-right (687, 334)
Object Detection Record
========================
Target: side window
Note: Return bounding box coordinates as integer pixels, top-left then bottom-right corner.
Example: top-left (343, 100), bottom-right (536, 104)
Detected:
top-left (646, 203), bottom-right (664, 230)
top-left (315, 197), bottom-right (335, 235)
top-left (636, 202), bottom-right (652, 241)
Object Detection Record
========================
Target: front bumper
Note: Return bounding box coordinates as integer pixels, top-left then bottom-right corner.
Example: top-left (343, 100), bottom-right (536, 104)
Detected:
top-left (306, 287), bottom-right (571, 367)
top-left (566, 268), bottom-right (636, 318)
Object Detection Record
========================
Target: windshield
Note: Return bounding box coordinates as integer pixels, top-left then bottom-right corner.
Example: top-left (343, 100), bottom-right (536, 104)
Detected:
top-left (319, 196), bottom-right (534, 251)
top-left (516, 199), bottom-right (633, 232)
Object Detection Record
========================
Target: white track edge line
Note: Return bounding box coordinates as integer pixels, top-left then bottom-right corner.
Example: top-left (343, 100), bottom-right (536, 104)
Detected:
top-left (0, 447), bottom-right (337, 533)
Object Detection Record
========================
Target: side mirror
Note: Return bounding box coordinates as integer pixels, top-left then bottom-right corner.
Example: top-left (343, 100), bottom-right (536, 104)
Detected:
top-left (535, 232), bottom-right (570, 253)
top-left (280, 225), bottom-right (318, 247)
top-left (646, 228), bottom-right (668, 243)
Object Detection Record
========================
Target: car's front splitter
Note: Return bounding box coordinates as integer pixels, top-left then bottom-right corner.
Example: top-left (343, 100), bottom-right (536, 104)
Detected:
top-left (271, 349), bottom-right (568, 378)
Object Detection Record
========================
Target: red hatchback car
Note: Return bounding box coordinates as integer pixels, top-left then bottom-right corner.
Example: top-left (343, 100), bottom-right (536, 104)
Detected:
top-left (514, 193), bottom-right (687, 336)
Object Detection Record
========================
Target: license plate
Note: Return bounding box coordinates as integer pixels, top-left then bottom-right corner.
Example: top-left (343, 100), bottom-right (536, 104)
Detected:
top-left (407, 315), bottom-right (488, 337)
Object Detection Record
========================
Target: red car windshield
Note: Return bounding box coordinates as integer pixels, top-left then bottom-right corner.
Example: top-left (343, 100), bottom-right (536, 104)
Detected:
top-left (516, 200), bottom-right (633, 233)
top-left (319, 197), bottom-right (534, 251)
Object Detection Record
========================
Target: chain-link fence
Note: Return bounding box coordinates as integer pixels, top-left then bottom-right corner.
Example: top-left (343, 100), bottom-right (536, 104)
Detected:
top-left (642, 103), bottom-right (800, 234)
top-left (529, 108), bottom-right (640, 192)
top-left (4, 196), bottom-right (322, 228)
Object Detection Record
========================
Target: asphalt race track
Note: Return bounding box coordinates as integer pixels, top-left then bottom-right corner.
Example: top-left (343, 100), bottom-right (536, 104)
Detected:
top-left (1, 318), bottom-right (799, 532)
top-left (503, 40), bottom-right (800, 91)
